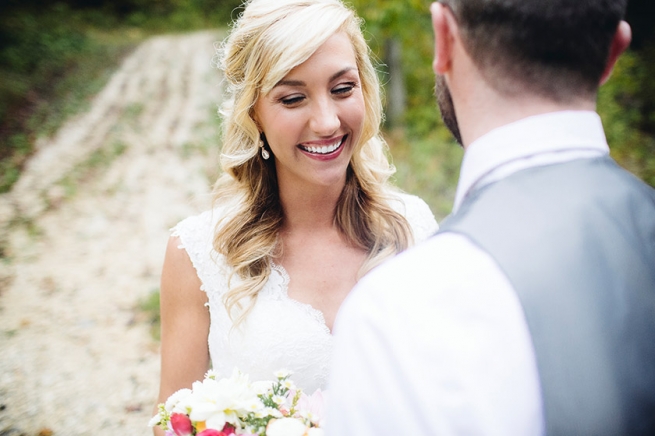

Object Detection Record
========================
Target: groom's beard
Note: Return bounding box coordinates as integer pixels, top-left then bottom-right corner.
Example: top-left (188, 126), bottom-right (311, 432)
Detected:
top-left (435, 74), bottom-right (463, 146)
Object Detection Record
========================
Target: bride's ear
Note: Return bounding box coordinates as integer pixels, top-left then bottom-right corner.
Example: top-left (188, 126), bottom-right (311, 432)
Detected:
top-left (599, 20), bottom-right (631, 86)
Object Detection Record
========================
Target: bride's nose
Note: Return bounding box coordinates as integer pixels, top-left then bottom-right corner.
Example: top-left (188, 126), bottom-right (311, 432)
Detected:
top-left (309, 97), bottom-right (340, 136)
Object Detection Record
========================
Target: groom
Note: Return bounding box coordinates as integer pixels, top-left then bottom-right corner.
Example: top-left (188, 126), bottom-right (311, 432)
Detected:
top-left (328, 0), bottom-right (655, 435)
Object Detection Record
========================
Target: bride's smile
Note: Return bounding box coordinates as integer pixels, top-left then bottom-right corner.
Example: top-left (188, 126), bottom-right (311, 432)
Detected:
top-left (298, 134), bottom-right (347, 159)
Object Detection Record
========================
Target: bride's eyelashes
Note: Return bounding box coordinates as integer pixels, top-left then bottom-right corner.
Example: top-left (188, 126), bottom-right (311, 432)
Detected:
top-left (277, 82), bottom-right (360, 107)
top-left (280, 94), bottom-right (305, 106)
top-left (332, 82), bottom-right (358, 97)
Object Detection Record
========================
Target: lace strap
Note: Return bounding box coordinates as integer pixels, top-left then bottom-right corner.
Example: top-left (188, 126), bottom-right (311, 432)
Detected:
top-left (171, 210), bottom-right (228, 296)
top-left (390, 193), bottom-right (439, 243)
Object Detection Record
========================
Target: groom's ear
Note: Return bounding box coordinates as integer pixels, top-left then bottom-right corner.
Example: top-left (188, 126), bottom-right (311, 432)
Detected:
top-left (599, 20), bottom-right (631, 86)
top-left (431, 2), bottom-right (457, 75)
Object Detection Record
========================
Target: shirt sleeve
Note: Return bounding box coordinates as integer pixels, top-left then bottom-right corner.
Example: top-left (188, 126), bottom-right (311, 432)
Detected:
top-left (326, 233), bottom-right (544, 436)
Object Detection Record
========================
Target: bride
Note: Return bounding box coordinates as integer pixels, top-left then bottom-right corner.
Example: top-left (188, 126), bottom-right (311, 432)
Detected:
top-left (153, 0), bottom-right (437, 431)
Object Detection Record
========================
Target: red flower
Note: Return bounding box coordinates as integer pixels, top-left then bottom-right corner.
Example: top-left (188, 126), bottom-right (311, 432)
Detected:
top-left (197, 423), bottom-right (236, 436)
top-left (170, 413), bottom-right (193, 436)
top-left (222, 423), bottom-right (236, 435)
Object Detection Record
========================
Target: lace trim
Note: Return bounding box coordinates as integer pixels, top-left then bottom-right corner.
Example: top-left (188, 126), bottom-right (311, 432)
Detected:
top-left (270, 262), bottom-right (331, 335)
top-left (171, 225), bottom-right (207, 294)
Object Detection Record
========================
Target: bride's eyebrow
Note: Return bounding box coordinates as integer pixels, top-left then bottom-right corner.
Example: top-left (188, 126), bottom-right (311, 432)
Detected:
top-left (273, 66), bottom-right (358, 88)
top-left (329, 67), bottom-right (358, 82)
top-left (274, 79), bottom-right (305, 88)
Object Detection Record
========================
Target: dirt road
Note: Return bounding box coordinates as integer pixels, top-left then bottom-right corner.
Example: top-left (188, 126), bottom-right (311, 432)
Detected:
top-left (0, 30), bottom-right (222, 435)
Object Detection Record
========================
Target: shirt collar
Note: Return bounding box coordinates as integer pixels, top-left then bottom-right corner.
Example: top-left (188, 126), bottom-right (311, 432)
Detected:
top-left (453, 110), bottom-right (609, 212)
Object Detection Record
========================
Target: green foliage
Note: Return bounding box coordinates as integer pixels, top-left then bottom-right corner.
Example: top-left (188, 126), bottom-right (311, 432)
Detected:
top-left (390, 129), bottom-right (463, 220)
top-left (118, 0), bottom-right (243, 31)
top-left (0, 134), bottom-right (30, 192)
top-left (0, 4), bottom-right (89, 131)
top-left (0, 0), bottom-right (241, 194)
top-left (351, 0), bottom-right (655, 211)
top-left (139, 288), bottom-right (161, 341)
top-left (598, 45), bottom-right (655, 187)
top-left (0, 4), bottom-right (138, 193)
top-left (350, 0), bottom-right (439, 136)
top-left (350, 0), bottom-right (460, 214)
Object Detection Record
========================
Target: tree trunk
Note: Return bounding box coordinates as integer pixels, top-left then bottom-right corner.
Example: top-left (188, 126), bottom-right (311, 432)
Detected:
top-left (385, 37), bottom-right (406, 128)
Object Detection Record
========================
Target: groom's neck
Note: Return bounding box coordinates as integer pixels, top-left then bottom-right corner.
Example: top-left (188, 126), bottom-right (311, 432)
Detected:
top-left (454, 79), bottom-right (597, 149)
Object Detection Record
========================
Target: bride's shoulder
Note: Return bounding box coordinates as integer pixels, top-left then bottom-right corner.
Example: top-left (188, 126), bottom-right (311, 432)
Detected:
top-left (386, 190), bottom-right (439, 243)
top-left (169, 200), bottom-right (241, 272)
top-left (171, 199), bottom-right (239, 240)
top-left (385, 189), bottom-right (434, 219)
top-left (167, 201), bottom-right (239, 291)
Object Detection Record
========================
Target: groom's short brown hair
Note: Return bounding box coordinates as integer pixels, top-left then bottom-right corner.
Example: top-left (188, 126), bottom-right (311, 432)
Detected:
top-left (441, 0), bottom-right (627, 101)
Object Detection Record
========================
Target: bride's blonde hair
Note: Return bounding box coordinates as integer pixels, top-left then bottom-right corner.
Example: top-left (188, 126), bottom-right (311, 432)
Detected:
top-left (214, 0), bottom-right (412, 323)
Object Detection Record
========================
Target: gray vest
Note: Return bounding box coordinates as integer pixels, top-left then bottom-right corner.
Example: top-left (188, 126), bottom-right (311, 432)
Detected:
top-left (438, 157), bottom-right (655, 435)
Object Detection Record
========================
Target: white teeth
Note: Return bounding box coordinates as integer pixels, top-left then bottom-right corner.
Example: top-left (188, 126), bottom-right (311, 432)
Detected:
top-left (302, 138), bottom-right (343, 155)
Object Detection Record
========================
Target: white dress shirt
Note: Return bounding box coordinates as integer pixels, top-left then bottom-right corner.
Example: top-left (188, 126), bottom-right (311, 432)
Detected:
top-left (327, 111), bottom-right (610, 435)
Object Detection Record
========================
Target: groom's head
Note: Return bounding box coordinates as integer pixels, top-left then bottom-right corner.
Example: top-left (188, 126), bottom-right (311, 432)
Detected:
top-left (437, 0), bottom-right (629, 102)
top-left (431, 0), bottom-right (631, 146)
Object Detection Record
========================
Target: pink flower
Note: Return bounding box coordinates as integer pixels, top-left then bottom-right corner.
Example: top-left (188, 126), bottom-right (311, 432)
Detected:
top-left (170, 413), bottom-right (193, 436)
top-left (296, 390), bottom-right (326, 427)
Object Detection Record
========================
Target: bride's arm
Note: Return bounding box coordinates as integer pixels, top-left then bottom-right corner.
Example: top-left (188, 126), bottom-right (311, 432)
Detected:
top-left (153, 235), bottom-right (211, 435)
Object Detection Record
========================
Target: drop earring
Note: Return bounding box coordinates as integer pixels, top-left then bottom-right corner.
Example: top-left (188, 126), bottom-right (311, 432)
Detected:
top-left (260, 138), bottom-right (270, 160)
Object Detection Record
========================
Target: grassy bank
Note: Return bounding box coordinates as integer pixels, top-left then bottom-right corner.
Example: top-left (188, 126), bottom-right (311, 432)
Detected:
top-left (0, 6), bottom-right (144, 192)
top-left (0, 0), bottom-right (241, 194)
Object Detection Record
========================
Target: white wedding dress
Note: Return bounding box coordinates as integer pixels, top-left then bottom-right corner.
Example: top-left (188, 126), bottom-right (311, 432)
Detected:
top-left (172, 192), bottom-right (438, 393)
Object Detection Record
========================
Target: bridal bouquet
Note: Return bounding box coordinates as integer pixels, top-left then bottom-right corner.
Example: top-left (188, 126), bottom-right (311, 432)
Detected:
top-left (149, 369), bottom-right (325, 436)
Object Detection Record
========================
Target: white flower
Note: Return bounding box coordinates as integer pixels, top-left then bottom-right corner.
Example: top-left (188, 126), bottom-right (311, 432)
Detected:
top-left (254, 407), bottom-right (283, 419)
top-left (251, 380), bottom-right (274, 395)
top-left (165, 388), bottom-right (192, 413)
top-left (245, 397), bottom-right (266, 413)
top-left (282, 379), bottom-right (296, 390)
top-left (272, 395), bottom-right (286, 405)
top-left (274, 369), bottom-right (293, 379)
top-left (297, 410), bottom-right (313, 424)
top-left (264, 407), bottom-right (284, 418)
top-left (307, 428), bottom-right (325, 436)
top-left (266, 417), bottom-right (308, 436)
top-left (181, 368), bottom-right (260, 430)
top-left (147, 413), bottom-right (161, 428)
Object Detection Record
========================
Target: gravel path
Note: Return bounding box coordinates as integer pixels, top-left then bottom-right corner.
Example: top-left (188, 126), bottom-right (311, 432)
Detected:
top-left (0, 30), bottom-right (223, 435)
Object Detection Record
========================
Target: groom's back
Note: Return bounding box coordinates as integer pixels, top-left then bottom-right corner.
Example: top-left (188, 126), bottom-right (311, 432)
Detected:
top-left (439, 156), bottom-right (655, 435)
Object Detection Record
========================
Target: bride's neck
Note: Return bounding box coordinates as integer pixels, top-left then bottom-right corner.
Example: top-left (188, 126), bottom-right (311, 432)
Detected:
top-left (278, 184), bottom-right (342, 232)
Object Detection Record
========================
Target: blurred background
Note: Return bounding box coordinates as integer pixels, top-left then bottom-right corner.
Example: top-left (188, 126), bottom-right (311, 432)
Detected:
top-left (0, 0), bottom-right (653, 435)
top-left (2, 0), bottom-right (653, 215)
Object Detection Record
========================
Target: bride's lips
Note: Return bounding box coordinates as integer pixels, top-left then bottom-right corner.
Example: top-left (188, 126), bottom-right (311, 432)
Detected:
top-left (298, 135), bottom-right (347, 161)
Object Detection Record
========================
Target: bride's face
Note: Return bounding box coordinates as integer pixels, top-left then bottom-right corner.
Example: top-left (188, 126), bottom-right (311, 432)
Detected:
top-left (254, 32), bottom-right (365, 192)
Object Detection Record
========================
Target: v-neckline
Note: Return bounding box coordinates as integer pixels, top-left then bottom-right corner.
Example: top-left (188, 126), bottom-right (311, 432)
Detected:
top-left (270, 262), bottom-right (333, 335)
